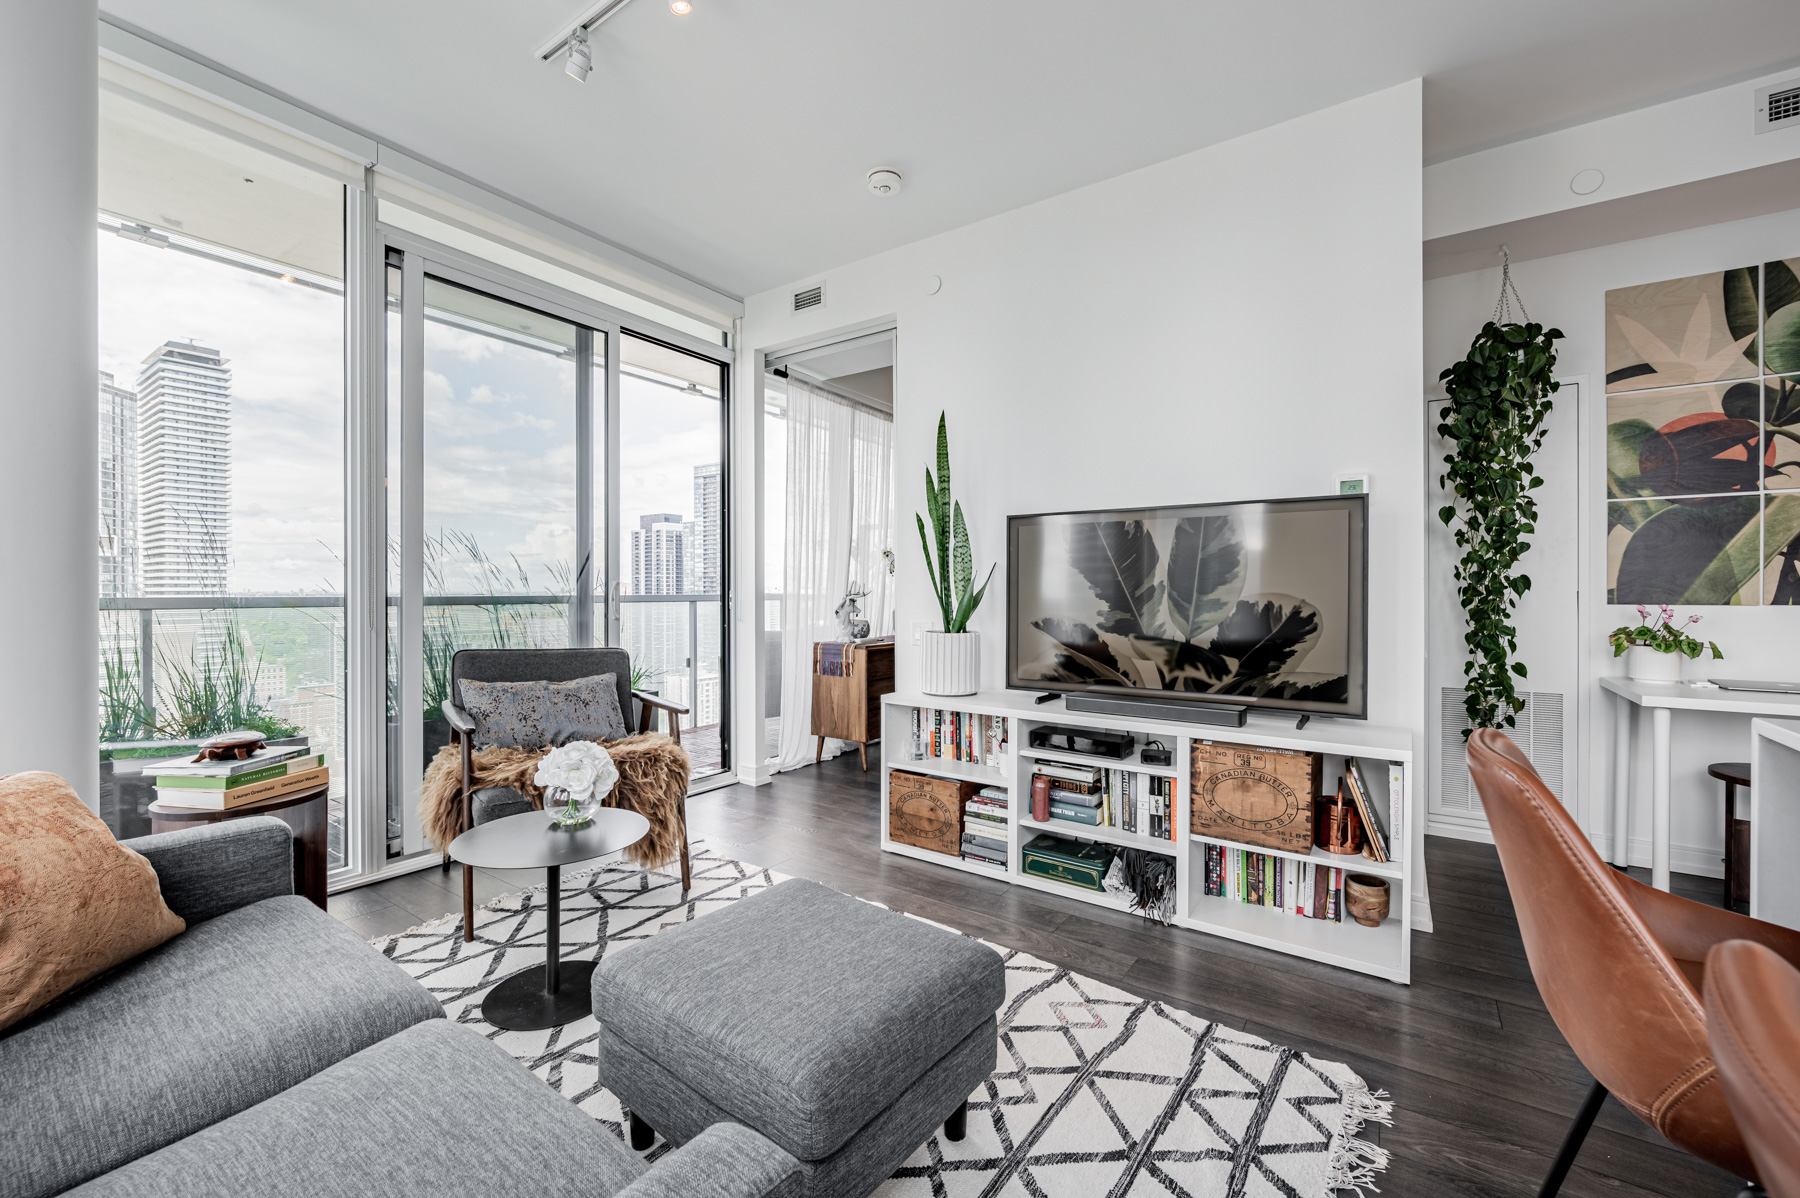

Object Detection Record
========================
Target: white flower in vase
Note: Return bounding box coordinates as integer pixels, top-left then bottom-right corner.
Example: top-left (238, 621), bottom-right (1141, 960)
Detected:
top-left (534, 740), bottom-right (619, 827)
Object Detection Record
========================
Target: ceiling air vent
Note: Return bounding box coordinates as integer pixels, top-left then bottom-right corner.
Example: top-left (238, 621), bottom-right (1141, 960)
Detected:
top-left (792, 283), bottom-right (825, 313)
top-left (1755, 78), bottom-right (1800, 134)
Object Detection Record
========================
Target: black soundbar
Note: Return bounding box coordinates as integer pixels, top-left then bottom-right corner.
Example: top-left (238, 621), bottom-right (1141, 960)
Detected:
top-left (1064, 693), bottom-right (1248, 727)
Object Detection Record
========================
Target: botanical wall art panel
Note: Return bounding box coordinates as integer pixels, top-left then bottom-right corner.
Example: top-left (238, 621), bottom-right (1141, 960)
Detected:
top-left (1605, 261), bottom-right (1800, 604)
top-left (1608, 494), bottom-right (1762, 606)
top-left (1605, 267), bottom-right (1759, 394)
top-left (1768, 494), bottom-right (1800, 604)
top-left (1607, 383), bottom-right (1762, 500)
top-left (1763, 259), bottom-right (1800, 375)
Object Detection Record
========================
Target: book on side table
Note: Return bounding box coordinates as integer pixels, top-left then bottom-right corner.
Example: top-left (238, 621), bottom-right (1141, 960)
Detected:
top-left (149, 744), bottom-right (328, 810)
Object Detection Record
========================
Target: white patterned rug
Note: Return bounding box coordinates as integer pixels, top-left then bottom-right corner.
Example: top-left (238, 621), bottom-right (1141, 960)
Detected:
top-left (373, 845), bottom-right (1392, 1197)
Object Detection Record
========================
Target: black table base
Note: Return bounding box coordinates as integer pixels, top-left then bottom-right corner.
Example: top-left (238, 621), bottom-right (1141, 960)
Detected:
top-left (483, 959), bottom-right (596, 1031)
top-left (479, 862), bottom-right (596, 1031)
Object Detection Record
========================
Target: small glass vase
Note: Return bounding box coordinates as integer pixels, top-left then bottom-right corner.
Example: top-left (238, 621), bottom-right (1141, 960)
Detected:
top-left (545, 786), bottom-right (598, 829)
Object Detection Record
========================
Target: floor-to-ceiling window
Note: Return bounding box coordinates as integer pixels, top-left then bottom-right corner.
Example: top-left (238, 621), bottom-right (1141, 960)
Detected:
top-left (379, 242), bottom-right (732, 861)
top-left (95, 60), bottom-right (349, 861)
top-left (91, 52), bottom-right (735, 887)
top-left (618, 334), bottom-right (729, 772)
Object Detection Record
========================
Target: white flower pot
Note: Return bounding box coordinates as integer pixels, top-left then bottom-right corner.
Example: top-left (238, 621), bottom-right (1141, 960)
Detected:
top-left (1626, 645), bottom-right (1683, 683)
top-left (921, 631), bottom-right (981, 696)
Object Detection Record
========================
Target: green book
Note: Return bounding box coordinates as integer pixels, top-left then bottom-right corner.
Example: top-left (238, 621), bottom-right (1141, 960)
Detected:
top-left (155, 754), bottom-right (324, 790)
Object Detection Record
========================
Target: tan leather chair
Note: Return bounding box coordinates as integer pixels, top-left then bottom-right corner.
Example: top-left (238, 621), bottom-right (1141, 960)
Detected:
top-left (1706, 939), bottom-right (1800, 1198)
top-left (1466, 728), bottom-right (1800, 1195)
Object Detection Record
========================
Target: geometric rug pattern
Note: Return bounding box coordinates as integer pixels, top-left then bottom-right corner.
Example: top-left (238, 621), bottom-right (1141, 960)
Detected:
top-left (373, 844), bottom-right (1391, 1197)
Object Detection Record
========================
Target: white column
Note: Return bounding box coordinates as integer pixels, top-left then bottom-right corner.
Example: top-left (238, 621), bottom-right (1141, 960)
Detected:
top-left (0, 5), bottom-right (99, 804)
top-left (731, 339), bottom-right (771, 786)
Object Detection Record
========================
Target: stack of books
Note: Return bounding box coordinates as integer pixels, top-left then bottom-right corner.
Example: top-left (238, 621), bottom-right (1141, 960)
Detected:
top-left (1202, 844), bottom-right (1343, 921)
top-left (1032, 762), bottom-right (1103, 827)
top-left (149, 742), bottom-right (327, 811)
top-left (960, 790), bottom-right (1008, 872)
top-left (1032, 761), bottom-right (1176, 842)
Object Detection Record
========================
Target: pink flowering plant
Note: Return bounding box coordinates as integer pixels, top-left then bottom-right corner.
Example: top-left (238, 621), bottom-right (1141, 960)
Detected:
top-left (1608, 605), bottom-right (1722, 659)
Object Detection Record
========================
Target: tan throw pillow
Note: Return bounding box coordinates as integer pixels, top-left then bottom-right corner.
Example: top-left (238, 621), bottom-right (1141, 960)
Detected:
top-left (0, 771), bottom-right (186, 1031)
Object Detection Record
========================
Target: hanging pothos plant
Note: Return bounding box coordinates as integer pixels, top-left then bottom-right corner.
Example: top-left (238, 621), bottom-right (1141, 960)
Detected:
top-left (1437, 266), bottom-right (1563, 736)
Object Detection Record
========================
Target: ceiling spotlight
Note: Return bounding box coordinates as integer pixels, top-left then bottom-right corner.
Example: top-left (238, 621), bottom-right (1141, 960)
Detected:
top-left (867, 169), bottom-right (904, 197)
top-left (670, 0), bottom-right (692, 13)
top-left (565, 25), bottom-right (592, 82)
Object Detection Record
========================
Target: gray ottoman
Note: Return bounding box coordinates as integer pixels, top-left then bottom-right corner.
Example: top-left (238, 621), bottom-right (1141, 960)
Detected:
top-left (592, 878), bottom-right (1005, 1198)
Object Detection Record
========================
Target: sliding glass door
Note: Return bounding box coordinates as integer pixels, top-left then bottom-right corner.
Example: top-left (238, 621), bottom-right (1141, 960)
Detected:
top-left (379, 244), bottom-right (728, 861)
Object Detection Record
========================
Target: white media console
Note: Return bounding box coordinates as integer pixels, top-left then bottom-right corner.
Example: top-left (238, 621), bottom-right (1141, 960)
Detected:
top-left (879, 689), bottom-right (1417, 984)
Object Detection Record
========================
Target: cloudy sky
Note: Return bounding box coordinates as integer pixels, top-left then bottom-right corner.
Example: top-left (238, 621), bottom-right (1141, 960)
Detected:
top-left (100, 232), bottom-right (721, 597)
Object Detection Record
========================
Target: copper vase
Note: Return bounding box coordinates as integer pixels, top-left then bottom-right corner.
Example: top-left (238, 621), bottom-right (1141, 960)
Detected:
top-left (1313, 796), bottom-right (1363, 855)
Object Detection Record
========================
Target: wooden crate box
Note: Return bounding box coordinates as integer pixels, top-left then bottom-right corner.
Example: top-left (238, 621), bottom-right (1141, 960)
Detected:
top-left (888, 769), bottom-right (979, 858)
top-left (1190, 740), bottom-right (1322, 853)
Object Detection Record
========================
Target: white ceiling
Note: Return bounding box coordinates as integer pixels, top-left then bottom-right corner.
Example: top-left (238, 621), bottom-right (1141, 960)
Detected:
top-left (105, 1), bottom-right (1800, 299)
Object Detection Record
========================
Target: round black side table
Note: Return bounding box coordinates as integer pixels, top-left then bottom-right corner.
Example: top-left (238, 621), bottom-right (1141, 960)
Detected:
top-left (449, 807), bottom-right (649, 1031)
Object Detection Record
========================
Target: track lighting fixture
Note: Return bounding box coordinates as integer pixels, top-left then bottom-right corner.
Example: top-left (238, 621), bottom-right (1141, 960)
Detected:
top-left (565, 25), bottom-right (592, 82)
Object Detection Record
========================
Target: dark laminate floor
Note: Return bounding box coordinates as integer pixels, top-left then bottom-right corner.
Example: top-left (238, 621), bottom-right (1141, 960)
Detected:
top-left (333, 752), bottom-right (1745, 1198)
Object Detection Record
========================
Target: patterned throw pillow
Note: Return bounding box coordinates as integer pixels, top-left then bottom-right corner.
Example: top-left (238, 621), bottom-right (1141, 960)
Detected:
top-left (543, 672), bottom-right (628, 745)
top-left (457, 678), bottom-right (550, 749)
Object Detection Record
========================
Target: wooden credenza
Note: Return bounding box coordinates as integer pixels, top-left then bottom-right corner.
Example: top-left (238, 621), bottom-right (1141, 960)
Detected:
top-left (812, 639), bottom-right (895, 770)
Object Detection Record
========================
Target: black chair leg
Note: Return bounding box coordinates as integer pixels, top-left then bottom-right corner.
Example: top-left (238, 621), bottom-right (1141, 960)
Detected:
top-left (1538, 1079), bottom-right (1607, 1198)
top-left (944, 1099), bottom-right (968, 1142)
top-left (629, 1111), bottom-right (655, 1151)
top-left (441, 850), bottom-right (450, 874)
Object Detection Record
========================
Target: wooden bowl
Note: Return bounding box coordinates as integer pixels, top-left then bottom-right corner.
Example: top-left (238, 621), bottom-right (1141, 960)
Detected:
top-left (1344, 873), bottom-right (1390, 928)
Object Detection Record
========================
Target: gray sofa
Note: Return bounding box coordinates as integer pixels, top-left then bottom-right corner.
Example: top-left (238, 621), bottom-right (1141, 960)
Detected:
top-left (0, 817), bottom-right (799, 1198)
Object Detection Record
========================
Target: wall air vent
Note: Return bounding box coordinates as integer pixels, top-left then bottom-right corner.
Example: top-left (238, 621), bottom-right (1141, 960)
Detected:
top-left (792, 283), bottom-right (825, 313)
top-left (1755, 78), bottom-right (1800, 134)
top-left (1438, 687), bottom-right (1566, 816)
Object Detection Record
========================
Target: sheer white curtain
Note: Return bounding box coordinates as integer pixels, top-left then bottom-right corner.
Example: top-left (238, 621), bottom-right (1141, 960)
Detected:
top-left (772, 373), bottom-right (893, 771)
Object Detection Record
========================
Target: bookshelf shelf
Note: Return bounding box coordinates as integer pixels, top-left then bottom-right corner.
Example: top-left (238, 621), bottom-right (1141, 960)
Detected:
top-left (1018, 814), bottom-right (1176, 854)
top-left (1018, 746), bottom-right (1180, 778)
top-left (892, 756), bottom-right (1007, 787)
top-left (1182, 893), bottom-right (1405, 978)
top-left (1190, 832), bottom-right (1404, 881)
top-left (880, 690), bottom-right (1415, 984)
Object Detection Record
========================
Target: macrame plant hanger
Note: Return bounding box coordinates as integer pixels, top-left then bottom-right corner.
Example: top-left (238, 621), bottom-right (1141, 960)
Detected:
top-left (1492, 244), bottom-right (1531, 325)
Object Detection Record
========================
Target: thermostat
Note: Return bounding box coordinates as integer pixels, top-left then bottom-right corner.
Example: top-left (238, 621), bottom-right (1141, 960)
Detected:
top-left (1334, 472), bottom-right (1370, 496)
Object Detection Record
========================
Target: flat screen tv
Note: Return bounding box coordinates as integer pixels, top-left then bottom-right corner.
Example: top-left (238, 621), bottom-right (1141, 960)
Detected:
top-left (1007, 494), bottom-right (1367, 719)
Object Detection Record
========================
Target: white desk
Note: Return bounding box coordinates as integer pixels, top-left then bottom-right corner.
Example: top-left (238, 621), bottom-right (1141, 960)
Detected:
top-left (1752, 719), bottom-right (1800, 927)
top-left (1601, 677), bottom-right (1800, 891)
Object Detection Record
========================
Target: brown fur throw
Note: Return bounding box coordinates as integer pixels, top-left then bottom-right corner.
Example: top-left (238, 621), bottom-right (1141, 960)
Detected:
top-left (421, 734), bottom-right (690, 871)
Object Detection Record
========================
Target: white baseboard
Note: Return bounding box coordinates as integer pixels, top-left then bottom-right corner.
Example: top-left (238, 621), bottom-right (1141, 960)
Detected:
top-left (1411, 894), bottom-right (1433, 934)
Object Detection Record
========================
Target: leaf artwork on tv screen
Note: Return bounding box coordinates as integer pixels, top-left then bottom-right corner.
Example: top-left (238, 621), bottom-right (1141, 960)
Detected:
top-left (1026, 515), bottom-right (1349, 704)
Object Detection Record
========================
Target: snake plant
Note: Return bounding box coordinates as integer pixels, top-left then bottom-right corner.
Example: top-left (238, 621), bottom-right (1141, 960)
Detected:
top-left (916, 412), bottom-right (994, 633)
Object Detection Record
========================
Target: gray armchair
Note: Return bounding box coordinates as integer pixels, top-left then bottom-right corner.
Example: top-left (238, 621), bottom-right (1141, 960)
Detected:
top-left (440, 648), bottom-right (692, 936)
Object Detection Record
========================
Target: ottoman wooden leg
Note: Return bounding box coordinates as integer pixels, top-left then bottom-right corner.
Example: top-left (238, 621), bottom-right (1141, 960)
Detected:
top-left (944, 1099), bottom-right (968, 1142)
top-left (629, 1111), bottom-right (655, 1151)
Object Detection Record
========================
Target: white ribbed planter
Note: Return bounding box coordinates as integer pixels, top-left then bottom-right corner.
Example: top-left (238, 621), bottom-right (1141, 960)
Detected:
top-left (921, 631), bottom-right (981, 696)
top-left (1626, 645), bottom-right (1683, 683)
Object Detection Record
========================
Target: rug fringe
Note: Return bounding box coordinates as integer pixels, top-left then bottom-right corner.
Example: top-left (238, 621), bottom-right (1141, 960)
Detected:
top-left (1322, 1072), bottom-right (1394, 1197)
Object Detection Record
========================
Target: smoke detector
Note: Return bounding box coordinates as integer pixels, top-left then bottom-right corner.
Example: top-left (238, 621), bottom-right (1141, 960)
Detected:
top-left (866, 169), bottom-right (904, 197)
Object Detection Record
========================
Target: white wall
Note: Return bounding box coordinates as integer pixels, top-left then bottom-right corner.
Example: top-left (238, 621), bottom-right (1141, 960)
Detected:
top-left (1426, 64), bottom-right (1800, 242)
top-left (1426, 205), bottom-right (1800, 875)
top-left (740, 81), bottom-right (1425, 815)
top-left (0, 3), bottom-right (100, 803)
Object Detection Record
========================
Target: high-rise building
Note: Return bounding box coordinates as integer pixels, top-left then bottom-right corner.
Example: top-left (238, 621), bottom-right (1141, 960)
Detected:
top-left (98, 371), bottom-right (139, 597)
top-left (692, 462), bottom-right (722, 594)
top-left (138, 341), bottom-right (230, 595)
top-left (630, 512), bottom-right (685, 596)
